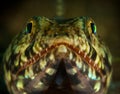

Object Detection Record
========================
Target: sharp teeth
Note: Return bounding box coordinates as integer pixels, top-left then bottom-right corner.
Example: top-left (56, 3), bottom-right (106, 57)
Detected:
top-left (23, 92), bottom-right (27, 94)
top-left (49, 53), bottom-right (55, 61)
top-left (69, 52), bottom-right (73, 60)
top-left (34, 81), bottom-right (48, 90)
top-left (92, 69), bottom-right (96, 80)
top-left (67, 68), bottom-right (77, 75)
top-left (40, 59), bottom-right (47, 71)
top-left (25, 69), bottom-right (29, 79)
top-left (34, 81), bottom-right (44, 88)
top-left (83, 64), bottom-right (86, 72)
top-left (94, 81), bottom-right (101, 92)
top-left (45, 68), bottom-right (56, 76)
top-left (21, 54), bottom-right (28, 62)
top-left (76, 59), bottom-right (82, 69)
top-left (29, 66), bottom-right (34, 79)
top-left (33, 44), bottom-right (39, 54)
top-left (88, 67), bottom-right (97, 80)
top-left (94, 55), bottom-right (99, 65)
top-left (34, 42), bottom-right (42, 52)
top-left (16, 79), bottom-right (24, 90)
top-left (88, 67), bottom-right (92, 79)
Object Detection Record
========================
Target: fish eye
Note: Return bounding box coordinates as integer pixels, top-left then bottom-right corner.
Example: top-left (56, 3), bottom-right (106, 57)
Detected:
top-left (26, 22), bottom-right (32, 34)
top-left (90, 23), bottom-right (97, 34)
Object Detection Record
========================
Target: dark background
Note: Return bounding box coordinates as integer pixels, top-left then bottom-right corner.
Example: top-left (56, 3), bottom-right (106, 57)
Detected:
top-left (0, 0), bottom-right (120, 94)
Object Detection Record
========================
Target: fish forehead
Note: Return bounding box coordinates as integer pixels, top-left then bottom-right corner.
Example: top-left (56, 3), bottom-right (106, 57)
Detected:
top-left (24, 16), bottom-right (91, 47)
top-left (28, 16), bottom-right (90, 37)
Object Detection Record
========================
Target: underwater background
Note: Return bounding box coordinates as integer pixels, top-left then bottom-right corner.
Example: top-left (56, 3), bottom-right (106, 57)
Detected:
top-left (0, 0), bottom-right (119, 94)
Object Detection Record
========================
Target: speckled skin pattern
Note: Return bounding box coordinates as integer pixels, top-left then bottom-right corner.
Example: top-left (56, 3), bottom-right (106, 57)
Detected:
top-left (3, 16), bottom-right (112, 94)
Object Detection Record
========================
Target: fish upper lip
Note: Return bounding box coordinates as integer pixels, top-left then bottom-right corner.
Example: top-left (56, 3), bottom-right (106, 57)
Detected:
top-left (16, 42), bottom-right (103, 78)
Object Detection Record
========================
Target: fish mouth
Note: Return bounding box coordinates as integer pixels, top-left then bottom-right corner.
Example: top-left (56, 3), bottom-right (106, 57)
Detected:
top-left (17, 42), bottom-right (103, 78)
top-left (43, 44), bottom-right (101, 94)
top-left (16, 42), bottom-right (103, 94)
top-left (45, 61), bottom-right (74, 94)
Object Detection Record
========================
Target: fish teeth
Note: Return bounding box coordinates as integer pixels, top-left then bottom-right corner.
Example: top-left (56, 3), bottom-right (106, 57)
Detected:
top-left (45, 68), bottom-right (56, 76)
top-left (92, 69), bottom-right (97, 80)
top-left (23, 92), bottom-right (27, 94)
top-left (25, 69), bottom-right (29, 79)
top-left (49, 53), bottom-right (55, 61)
top-left (69, 52), bottom-right (73, 60)
top-left (94, 55), bottom-right (102, 69)
top-left (67, 68), bottom-right (77, 75)
top-left (33, 42), bottom-right (42, 53)
top-left (87, 67), bottom-right (97, 80)
top-left (34, 81), bottom-right (48, 90)
top-left (94, 81), bottom-right (101, 92)
top-left (20, 53), bottom-right (28, 63)
top-left (33, 44), bottom-right (39, 54)
top-left (76, 59), bottom-right (82, 69)
top-left (40, 59), bottom-right (47, 71)
top-left (29, 66), bottom-right (34, 79)
top-left (16, 79), bottom-right (24, 90)
top-left (83, 64), bottom-right (86, 72)
top-left (88, 67), bottom-right (92, 79)
top-left (94, 55), bottom-right (99, 65)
